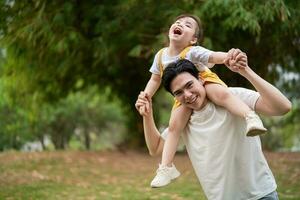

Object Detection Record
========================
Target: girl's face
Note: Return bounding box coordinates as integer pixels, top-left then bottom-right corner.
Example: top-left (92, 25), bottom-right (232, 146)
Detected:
top-left (168, 17), bottom-right (198, 47)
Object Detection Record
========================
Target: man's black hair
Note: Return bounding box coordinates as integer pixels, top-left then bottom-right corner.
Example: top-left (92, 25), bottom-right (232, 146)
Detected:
top-left (162, 59), bottom-right (199, 94)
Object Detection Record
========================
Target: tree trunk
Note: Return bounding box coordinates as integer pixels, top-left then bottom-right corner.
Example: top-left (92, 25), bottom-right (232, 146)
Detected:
top-left (84, 130), bottom-right (90, 150)
top-left (39, 135), bottom-right (46, 150)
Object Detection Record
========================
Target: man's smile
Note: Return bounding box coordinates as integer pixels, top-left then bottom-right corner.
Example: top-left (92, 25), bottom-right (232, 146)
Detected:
top-left (186, 95), bottom-right (197, 104)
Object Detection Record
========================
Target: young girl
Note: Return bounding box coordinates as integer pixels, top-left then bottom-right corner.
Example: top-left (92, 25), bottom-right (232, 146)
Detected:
top-left (137, 14), bottom-right (266, 188)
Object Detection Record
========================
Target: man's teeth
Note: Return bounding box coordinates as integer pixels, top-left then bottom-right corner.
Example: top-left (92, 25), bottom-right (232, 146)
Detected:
top-left (188, 96), bottom-right (197, 104)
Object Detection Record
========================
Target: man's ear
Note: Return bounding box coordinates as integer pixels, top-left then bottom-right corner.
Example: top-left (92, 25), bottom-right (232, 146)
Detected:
top-left (190, 37), bottom-right (198, 45)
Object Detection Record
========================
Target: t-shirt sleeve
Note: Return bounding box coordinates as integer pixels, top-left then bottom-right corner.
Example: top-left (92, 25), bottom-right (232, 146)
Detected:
top-left (188, 46), bottom-right (214, 70)
top-left (149, 52), bottom-right (160, 75)
top-left (228, 87), bottom-right (260, 110)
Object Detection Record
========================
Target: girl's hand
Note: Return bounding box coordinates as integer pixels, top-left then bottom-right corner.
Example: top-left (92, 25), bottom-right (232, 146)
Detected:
top-left (135, 92), bottom-right (152, 116)
top-left (225, 49), bottom-right (248, 73)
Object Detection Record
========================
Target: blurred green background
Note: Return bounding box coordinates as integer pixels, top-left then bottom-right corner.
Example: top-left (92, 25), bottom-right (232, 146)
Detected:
top-left (0, 0), bottom-right (299, 152)
top-left (0, 1), bottom-right (300, 199)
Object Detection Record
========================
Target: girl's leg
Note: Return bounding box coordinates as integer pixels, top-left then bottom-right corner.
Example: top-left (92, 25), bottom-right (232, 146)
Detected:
top-left (161, 105), bottom-right (192, 166)
top-left (205, 83), bottom-right (267, 136)
top-left (151, 105), bottom-right (192, 188)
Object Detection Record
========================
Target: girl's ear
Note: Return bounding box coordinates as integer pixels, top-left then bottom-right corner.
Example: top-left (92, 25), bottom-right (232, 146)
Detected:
top-left (190, 37), bottom-right (198, 45)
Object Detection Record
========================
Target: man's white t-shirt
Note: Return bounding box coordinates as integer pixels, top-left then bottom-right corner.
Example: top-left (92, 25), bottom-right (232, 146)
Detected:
top-left (149, 46), bottom-right (214, 75)
top-left (161, 88), bottom-right (277, 200)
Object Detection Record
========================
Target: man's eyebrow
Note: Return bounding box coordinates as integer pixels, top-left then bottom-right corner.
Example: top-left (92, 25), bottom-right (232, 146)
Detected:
top-left (173, 80), bottom-right (193, 95)
top-left (173, 85), bottom-right (183, 95)
top-left (173, 88), bottom-right (181, 95)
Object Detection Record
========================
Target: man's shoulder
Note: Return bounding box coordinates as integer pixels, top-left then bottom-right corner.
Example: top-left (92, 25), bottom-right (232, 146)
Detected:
top-left (228, 87), bottom-right (257, 97)
top-left (229, 87), bottom-right (260, 111)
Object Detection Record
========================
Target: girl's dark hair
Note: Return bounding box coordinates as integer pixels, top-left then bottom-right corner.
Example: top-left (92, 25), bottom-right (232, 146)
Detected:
top-left (162, 59), bottom-right (199, 94)
top-left (174, 14), bottom-right (203, 44)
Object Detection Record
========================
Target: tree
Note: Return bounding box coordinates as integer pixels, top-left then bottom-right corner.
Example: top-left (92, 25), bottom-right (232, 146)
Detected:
top-left (0, 79), bottom-right (32, 150)
top-left (0, 0), bottom-right (299, 147)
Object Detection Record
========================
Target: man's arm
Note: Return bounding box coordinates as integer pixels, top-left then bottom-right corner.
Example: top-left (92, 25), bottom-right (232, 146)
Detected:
top-left (228, 50), bottom-right (292, 116)
top-left (143, 110), bottom-right (165, 156)
top-left (240, 67), bottom-right (291, 116)
top-left (135, 92), bottom-right (164, 156)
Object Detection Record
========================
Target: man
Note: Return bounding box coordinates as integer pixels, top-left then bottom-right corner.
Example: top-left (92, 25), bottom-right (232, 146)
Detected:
top-left (135, 50), bottom-right (291, 200)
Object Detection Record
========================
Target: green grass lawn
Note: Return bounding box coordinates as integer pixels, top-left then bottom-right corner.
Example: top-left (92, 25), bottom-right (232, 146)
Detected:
top-left (0, 150), bottom-right (299, 200)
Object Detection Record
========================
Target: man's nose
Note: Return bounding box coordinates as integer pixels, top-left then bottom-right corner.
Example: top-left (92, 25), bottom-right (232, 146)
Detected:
top-left (184, 90), bottom-right (192, 99)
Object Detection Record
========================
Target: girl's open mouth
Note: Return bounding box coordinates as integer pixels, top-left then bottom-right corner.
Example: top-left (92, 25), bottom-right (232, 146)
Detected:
top-left (174, 28), bottom-right (182, 35)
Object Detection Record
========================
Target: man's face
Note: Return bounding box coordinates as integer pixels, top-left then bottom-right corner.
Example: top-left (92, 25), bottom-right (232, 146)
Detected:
top-left (170, 72), bottom-right (207, 110)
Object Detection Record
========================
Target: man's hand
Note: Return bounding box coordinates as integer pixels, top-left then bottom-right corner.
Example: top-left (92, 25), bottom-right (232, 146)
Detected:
top-left (135, 91), bottom-right (152, 116)
top-left (225, 48), bottom-right (248, 73)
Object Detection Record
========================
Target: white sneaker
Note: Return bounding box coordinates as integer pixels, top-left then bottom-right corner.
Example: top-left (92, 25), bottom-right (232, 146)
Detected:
top-left (150, 163), bottom-right (180, 188)
top-left (245, 111), bottom-right (267, 137)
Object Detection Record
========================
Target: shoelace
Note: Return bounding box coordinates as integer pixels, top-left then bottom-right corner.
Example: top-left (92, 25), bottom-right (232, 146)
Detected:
top-left (156, 166), bottom-right (172, 178)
